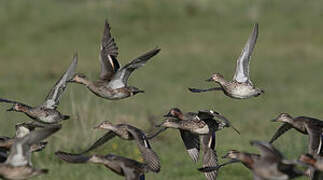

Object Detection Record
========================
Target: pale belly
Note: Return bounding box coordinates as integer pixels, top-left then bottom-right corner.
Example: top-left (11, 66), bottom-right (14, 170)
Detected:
top-left (226, 86), bottom-right (259, 99)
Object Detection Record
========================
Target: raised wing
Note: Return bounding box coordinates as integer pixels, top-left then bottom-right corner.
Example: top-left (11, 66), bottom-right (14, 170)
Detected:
top-left (233, 23), bottom-right (258, 84)
top-left (107, 48), bottom-right (160, 89)
top-left (80, 131), bottom-right (116, 154)
top-left (269, 123), bottom-right (293, 144)
top-left (180, 130), bottom-right (200, 163)
top-left (250, 140), bottom-right (282, 161)
top-left (5, 125), bottom-right (61, 167)
top-left (42, 54), bottom-right (78, 109)
top-left (99, 20), bottom-right (120, 81)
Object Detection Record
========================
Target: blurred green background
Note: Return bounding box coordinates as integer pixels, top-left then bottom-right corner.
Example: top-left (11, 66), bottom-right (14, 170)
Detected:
top-left (0, 0), bottom-right (323, 179)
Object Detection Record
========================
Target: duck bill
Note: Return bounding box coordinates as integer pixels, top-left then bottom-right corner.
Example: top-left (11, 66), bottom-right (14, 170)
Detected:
top-left (205, 78), bottom-right (213, 82)
top-left (93, 125), bottom-right (101, 129)
top-left (221, 154), bottom-right (229, 159)
top-left (163, 113), bottom-right (172, 118)
top-left (271, 118), bottom-right (278, 122)
top-left (7, 107), bottom-right (14, 112)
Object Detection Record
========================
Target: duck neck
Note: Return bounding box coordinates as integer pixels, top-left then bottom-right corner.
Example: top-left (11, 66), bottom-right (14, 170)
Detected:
top-left (237, 153), bottom-right (254, 169)
top-left (215, 78), bottom-right (227, 87)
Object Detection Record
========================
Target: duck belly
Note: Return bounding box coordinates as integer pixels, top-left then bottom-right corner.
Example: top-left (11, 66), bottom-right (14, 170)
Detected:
top-left (228, 86), bottom-right (258, 99)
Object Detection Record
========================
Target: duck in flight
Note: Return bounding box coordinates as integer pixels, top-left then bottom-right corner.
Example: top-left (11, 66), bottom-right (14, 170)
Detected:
top-left (269, 113), bottom-right (323, 155)
top-left (189, 23), bottom-right (264, 99)
top-left (56, 151), bottom-right (154, 180)
top-left (0, 55), bottom-right (77, 124)
top-left (77, 121), bottom-right (160, 173)
top-left (200, 141), bottom-right (305, 180)
top-left (69, 20), bottom-right (160, 100)
top-left (0, 125), bottom-right (61, 180)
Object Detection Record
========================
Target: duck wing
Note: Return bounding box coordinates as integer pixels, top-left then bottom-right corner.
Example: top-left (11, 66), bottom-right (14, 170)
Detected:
top-left (99, 20), bottom-right (120, 81)
top-left (80, 131), bottom-right (117, 154)
top-left (179, 130), bottom-right (200, 163)
top-left (41, 54), bottom-right (78, 109)
top-left (305, 123), bottom-right (323, 155)
top-left (233, 23), bottom-right (258, 84)
top-left (188, 87), bottom-right (223, 93)
top-left (126, 126), bottom-right (160, 173)
top-left (202, 133), bottom-right (218, 180)
top-left (250, 140), bottom-right (283, 162)
top-left (269, 123), bottom-right (293, 144)
top-left (55, 151), bottom-right (91, 163)
top-left (5, 125), bottom-right (61, 167)
top-left (107, 48), bottom-right (160, 89)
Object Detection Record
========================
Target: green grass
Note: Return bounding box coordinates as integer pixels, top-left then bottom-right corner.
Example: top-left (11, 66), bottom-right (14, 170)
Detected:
top-left (0, 0), bottom-right (323, 179)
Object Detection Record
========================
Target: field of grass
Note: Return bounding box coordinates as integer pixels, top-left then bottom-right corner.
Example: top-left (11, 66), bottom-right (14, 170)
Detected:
top-left (1, 0), bottom-right (323, 179)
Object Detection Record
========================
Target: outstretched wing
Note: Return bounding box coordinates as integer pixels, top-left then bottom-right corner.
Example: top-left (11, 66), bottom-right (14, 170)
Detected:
top-left (269, 123), bottom-right (292, 144)
top-left (107, 48), bottom-right (160, 89)
top-left (99, 20), bottom-right (120, 81)
top-left (80, 131), bottom-right (117, 154)
top-left (6, 125), bottom-right (61, 167)
top-left (250, 140), bottom-right (282, 161)
top-left (55, 151), bottom-right (91, 163)
top-left (42, 54), bottom-right (78, 109)
top-left (233, 23), bottom-right (258, 84)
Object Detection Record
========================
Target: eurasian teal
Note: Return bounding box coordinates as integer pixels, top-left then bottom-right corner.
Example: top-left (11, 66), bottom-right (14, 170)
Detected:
top-left (0, 122), bottom-right (48, 162)
top-left (202, 141), bottom-right (304, 180)
top-left (0, 125), bottom-right (61, 180)
top-left (299, 154), bottom-right (323, 180)
top-left (70, 20), bottom-right (160, 100)
top-left (0, 55), bottom-right (77, 124)
top-left (189, 24), bottom-right (264, 99)
top-left (270, 113), bottom-right (323, 155)
top-left (56, 151), bottom-right (153, 180)
top-left (79, 121), bottom-right (160, 173)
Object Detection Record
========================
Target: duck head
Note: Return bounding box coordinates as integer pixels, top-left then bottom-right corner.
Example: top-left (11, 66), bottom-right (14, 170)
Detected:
top-left (206, 73), bottom-right (225, 84)
top-left (69, 73), bottom-right (88, 84)
top-left (7, 103), bottom-right (28, 112)
top-left (163, 108), bottom-right (182, 118)
top-left (156, 118), bottom-right (181, 128)
top-left (271, 113), bottom-right (293, 123)
top-left (222, 150), bottom-right (241, 159)
top-left (93, 121), bottom-right (114, 130)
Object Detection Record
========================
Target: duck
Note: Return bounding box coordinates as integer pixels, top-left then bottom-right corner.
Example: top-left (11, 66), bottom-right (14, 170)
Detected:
top-left (77, 121), bottom-right (160, 173)
top-left (0, 122), bottom-right (48, 162)
top-left (154, 108), bottom-right (237, 180)
top-left (188, 23), bottom-right (264, 99)
top-left (0, 125), bottom-right (61, 180)
top-left (55, 151), bottom-right (153, 180)
top-left (162, 108), bottom-right (240, 134)
top-left (270, 113), bottom-right (323, 155)
top-left (0, 54), bottom-right (78, 124)
top-left (201, 141), bottom-right (304, 180)
top-left (299, 154), bottom-right (323, 180)
top-left (69, 20), bottom-right (160, 100)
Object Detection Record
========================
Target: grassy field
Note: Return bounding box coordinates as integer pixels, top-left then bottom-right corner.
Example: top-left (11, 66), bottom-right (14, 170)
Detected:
top-left (0, 0), bottom-right (323, 179)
